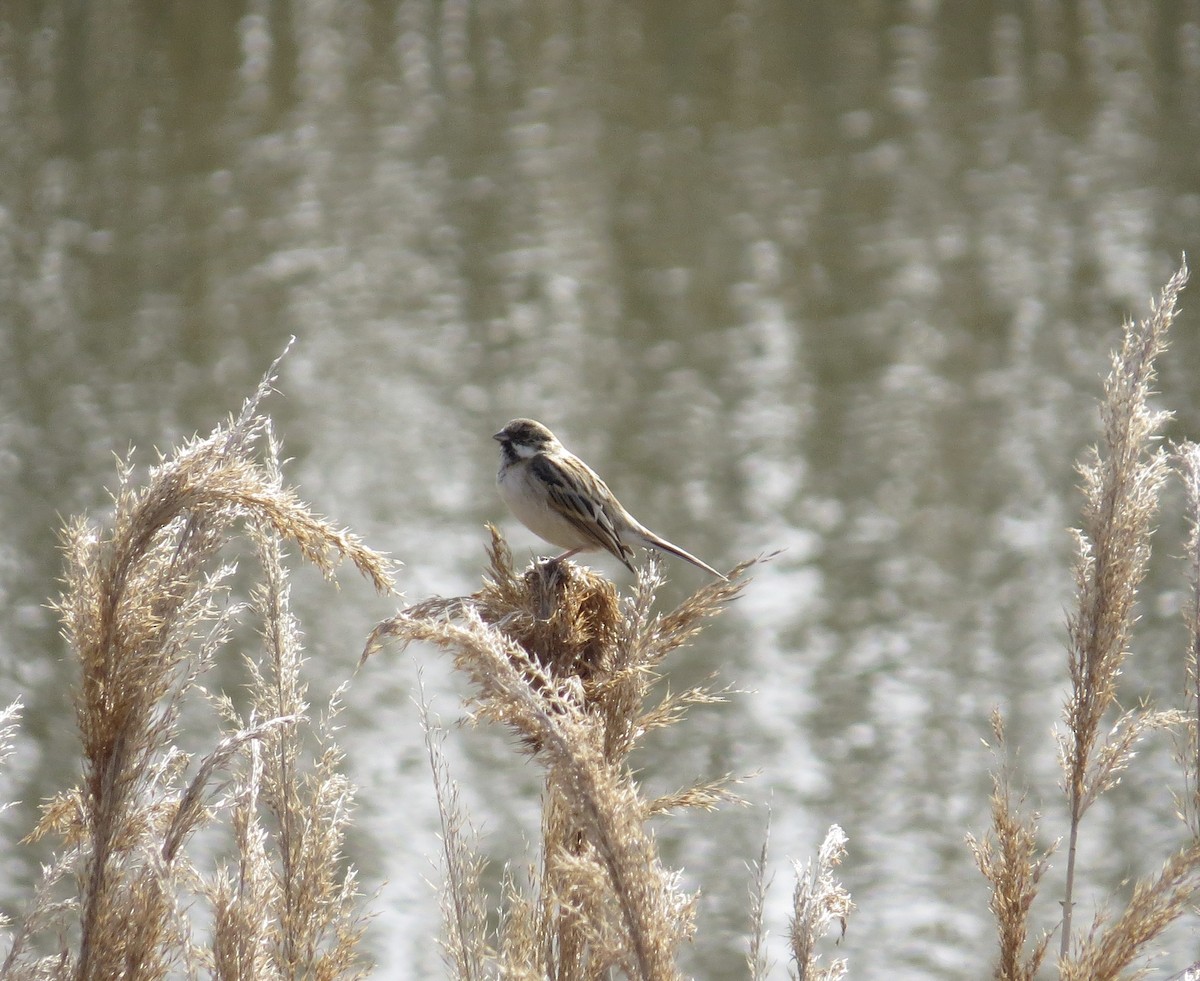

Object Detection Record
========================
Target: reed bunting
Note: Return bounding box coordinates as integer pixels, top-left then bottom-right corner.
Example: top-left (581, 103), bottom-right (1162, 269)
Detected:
top-left (494, 418), bottom-right (726, 580)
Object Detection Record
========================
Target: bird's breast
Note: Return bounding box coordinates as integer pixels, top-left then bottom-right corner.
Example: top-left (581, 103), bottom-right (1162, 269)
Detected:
top-left (496, 459), bottom-right (592, 550)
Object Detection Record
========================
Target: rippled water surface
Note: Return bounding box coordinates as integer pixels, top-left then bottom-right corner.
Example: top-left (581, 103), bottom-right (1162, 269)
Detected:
top-left (2, 2), bottom-right (1200, 977)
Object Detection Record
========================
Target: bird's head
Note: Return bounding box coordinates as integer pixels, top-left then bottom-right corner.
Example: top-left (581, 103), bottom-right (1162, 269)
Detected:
top-left (493, 418), bottom-right (560, 458)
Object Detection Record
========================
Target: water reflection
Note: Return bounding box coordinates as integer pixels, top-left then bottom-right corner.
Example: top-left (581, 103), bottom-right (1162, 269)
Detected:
top-left (1, 2), bottom-right (1198, 977)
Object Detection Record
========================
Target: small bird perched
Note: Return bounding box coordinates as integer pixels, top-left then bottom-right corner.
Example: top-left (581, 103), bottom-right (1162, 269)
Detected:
top-left (494, 418), bottom-right (726, 580)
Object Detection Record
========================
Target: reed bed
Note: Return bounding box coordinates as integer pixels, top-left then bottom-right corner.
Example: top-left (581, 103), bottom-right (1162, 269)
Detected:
top-left (6, 264), bottom-right (1200, 979)
top-left (364, 534), bottom-right (751, 980)
top-left (0, 345), bottom-right (393, 980)
top-left (363, 531), bottom-right (851, 981)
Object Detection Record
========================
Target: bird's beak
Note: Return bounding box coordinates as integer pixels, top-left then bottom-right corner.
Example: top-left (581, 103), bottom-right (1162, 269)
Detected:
top-left (492, 430), bottom-right (505, 442)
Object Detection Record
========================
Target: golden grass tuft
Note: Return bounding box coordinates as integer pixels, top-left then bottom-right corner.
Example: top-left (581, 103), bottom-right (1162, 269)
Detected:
top-left (973, 260), bottom-right (1200, 979)
top-left (1, 343), bottom-right (393, 980)
top-left (364, 528), bottom-right (759, 980)
top-left (1175, 440), bottom-right (1200, 840)
top-left (1056, 261), bottom-right (1191, 968)
top-left (967, 711), bottom-right (1055, 981)
top-left (0, 336), bottom-right (852, 979)
top-left (788, 824), bottom-right (853, 981)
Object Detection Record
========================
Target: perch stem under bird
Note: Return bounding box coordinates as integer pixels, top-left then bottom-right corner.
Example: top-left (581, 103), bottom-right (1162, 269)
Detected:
top-left (493, 418), bottom-right (727, 581)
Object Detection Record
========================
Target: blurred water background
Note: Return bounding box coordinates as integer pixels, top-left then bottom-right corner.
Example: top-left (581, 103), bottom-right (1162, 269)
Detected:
top-left (2, 1), bottom-right (1199, 977)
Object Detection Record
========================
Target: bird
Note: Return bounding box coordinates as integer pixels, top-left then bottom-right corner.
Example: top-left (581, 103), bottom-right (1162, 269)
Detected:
top-left (493, 418), bottom-right (726, 580)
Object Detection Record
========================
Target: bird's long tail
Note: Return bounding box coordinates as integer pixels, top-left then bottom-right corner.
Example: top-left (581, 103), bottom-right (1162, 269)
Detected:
top-left (634, 527), bottom-right (727, 581)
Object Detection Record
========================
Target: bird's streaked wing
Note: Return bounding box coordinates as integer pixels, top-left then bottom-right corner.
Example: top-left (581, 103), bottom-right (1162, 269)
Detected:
top-left (529, 454), bottom-right (636, 570)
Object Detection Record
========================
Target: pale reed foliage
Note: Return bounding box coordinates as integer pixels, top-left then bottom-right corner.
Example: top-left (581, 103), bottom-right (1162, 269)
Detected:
top-left (413, 678), bottom-right (489, 981)
top-left (1176, 441), bottom-right (1200, 839)
top-left (967, 712), bottom-right (1054, 981)
top-left (745, 818), bottom-right (774, 981)
top-left (1058, 261), bottom-right (1190, 967)
top-left (1166, 441), bottom-right (1200, 981)
top-left (973, 262), bottom-right (1200, 980)
top-left (1058, 842), bottom-right (1200, 981)
top-left (0, 701), bottom-right (20, 830)
top-left (787, 825), bottom-right (852, 981)
top-left (0, 344), bottom-right (393, 981)
top-left (365, 529), bottom-right (754, 981)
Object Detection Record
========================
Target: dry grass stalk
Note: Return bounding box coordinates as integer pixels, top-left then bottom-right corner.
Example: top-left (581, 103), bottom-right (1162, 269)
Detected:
top-left (1058, 841), bottom-right (1200, 981)
top-left (413, 678), bottom-right (489, 980)
top-left (967, 711), bottom-right (1054, 981)
top-left (1, 344), bottom-right (392, 980)
top-left (205, 516), bottom-right (374, 980)
top-left (0, 700), bottom-right (21, 832)
top-left (788, 824), bottom-right (852, 981)
top-left (745, 816), bottom-right (773, 981)
top-left (208, 736), bottom-right (275, 981)
top-left (1175, 441), bottom-right (1200, 838)
top-left (1057, 261), bottom-right (1188, 958)
top-left (971, 263), bottom-right (1200, 978)
top-left (494, 865), bottom-right (543, 981)
top-left (364, 527), bottom-right (754, 980)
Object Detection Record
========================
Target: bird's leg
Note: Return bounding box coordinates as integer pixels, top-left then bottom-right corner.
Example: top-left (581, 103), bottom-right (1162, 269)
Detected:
top-left (539, 547), bottom-right (583, 585)
top-left (533, 549), bottom-right (580, 617)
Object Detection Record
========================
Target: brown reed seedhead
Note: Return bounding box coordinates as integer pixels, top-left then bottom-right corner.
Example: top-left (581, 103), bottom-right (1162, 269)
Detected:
top-left (202, 523), bottom-right (373, 980)
top-left (475, 525), bottom-right (624, 687)
top-left (414, 678), bottom-right (490, 980)
top-left (363, 528), bottom-right (756, 980)
top-left (1058, 261), bottom-right (1188, 957)
top-left (967, 710), bottom-right (1055, 981)
top-left (3, 343), bottom-right (391, 980)
top-left (1058, 841), bottom-right (1200, 981)
top-left (207, 738), bottom-right (275, 981)
top-left (1175, 441), bottom-right (1200, 837)
top-left (744, 814), bottom-right (774, 981)
top-left (788, 824), bottom-right (852, 981)
top-left (494, 866), bottom-right (541, 981)
top-left (0, 700), bottom-right (20, 823)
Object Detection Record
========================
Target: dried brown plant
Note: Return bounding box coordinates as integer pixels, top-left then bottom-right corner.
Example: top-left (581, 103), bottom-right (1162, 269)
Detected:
top-left (1, 343), bottom-right (393, 980)
top-left (1058, 841), bottom-right (1200, 981)
top-left (787, 825), bottom-right (852, 981)
top-left (967, 711), bottom-right (1054, 981)
top-left (1058, 261), bottom-right (1188, 961)
top-left (745, 815), bottom-right (774, 981)
top-left (1175, 441), bottom-right (1200, 839)
top-left (413, 677), bottom-right (489, 981)
top-left (202, 518), bottom-right (376, 981)
top-left (364, 528), bottom-right (754, 980)
top-left (8, 268), bottom-right (1199, 981)
top-left (0, 700), bottom-right (21, 831)
top-left (974, 262), bottom-right (1200, 979)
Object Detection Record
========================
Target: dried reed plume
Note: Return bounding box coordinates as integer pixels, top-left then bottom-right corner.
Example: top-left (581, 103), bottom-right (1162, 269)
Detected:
top-left (787, 825), bottom-right (852, 981)
top-left (973, 261), bottom-right (1200, 980)
top-left (1, 342), bottom-right (393, 980)
top-left (967, 711), bottom-right (1054, 981)
top-left (1059, 262), bottom-right (1188, 962)
top-left (745, 816), bottom-right (774, 981)
top-left (1166, 440), bottom-right (1200, 981)
top-left (364, 529), bottom-right (755, 980)
top-left (413, 677), bottom-right (489, 980)
top-left (1175, 440), bottom-right (1200, 839)
top-left (0, 700), bottom-right (21, 826)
